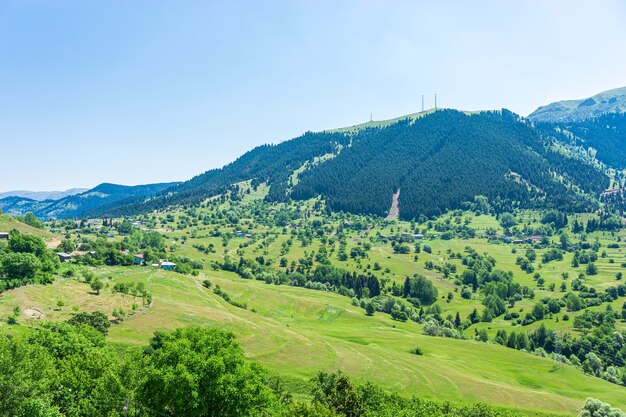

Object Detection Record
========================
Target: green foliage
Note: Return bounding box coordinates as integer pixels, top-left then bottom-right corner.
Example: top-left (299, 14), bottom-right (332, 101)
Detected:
top-left (66, 311), bottom-right (111, 335)
top-left (90, 278), bottom-right (104, 295)
top-left (137, 327), bottom-right (276, 416)
top-left (22, 212), bottom-right (44, 229)
top-left (1, 252), bottom-right (41, 279)
top-left (402, 275), bottom-right (438, 306)
top-left (579, 397), bottom-right (625, 417)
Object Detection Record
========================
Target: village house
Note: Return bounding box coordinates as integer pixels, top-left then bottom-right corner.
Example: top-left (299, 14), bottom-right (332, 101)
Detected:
top-left (133, 254), bottom-right (145, 265)
top-left (0, 232), bottom-right (9, 240)
top-left (160, 261), bottom-right (176, 271)
top-left (56, 252), bottom-right (73, 262)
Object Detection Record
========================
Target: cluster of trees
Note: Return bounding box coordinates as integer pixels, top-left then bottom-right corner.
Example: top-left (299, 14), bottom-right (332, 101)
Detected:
top-left (458, 247), bottom-right (533, 321)
top-left (219, 255), bottom-right (383, 300)
top-left (0, 230), bottom-right (59, 292)
top-left (17, 212), bottom-right (45, 229)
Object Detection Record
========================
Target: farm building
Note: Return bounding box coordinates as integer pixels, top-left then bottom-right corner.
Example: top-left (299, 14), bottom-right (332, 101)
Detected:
top-left (160, 261), bottom-right (176, 271)
top-left (133, 254), bottom-right (145, 265)
top-left (56, 252), bottom-right (73, 262)
top-left (0, 232), bottom-right (9, 240)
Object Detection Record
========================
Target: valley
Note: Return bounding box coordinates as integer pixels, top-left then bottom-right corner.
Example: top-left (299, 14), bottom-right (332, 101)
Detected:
top-left (2, 97), bottom-right (626, 416)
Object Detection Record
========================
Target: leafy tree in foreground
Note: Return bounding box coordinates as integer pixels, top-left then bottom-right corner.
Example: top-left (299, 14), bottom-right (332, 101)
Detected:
top-left (136, 327), bottom-right (277, 417)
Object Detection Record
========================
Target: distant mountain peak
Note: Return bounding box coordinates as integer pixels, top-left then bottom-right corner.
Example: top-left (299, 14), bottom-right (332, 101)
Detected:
top-left (528, 86), bottom-right (626, 123)
top-left (0, 188), bottom-right (88, 201)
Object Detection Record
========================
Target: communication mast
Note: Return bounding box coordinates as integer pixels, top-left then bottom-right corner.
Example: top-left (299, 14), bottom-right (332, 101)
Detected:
top-left (435, 93), bottom-right (437, 109)
top-left (421, 94), bottom-right (424, 112)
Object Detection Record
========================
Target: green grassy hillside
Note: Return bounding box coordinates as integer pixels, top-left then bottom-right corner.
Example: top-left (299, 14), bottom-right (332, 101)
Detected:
top-left (0, 213), bottom-right (53, 240)
top-left (1, 265), bottom-right (624, 416)
top-left (2, 192), bottom-right (626, 415)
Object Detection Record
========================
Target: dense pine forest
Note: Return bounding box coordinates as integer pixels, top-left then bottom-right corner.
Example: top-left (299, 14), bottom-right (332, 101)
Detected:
top-left (292, 110), bottom-right (606, 219)
top-left (535, 112), bottom-right (626, 169)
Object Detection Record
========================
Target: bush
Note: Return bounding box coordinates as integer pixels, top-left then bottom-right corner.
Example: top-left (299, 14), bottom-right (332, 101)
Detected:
top-left (411, 347), bottom-right (424, 355)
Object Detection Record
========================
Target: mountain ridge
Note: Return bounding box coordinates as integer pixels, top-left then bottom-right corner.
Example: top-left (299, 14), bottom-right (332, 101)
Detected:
top-left (0, 188), bottom-right (88, 201)
top-left (0, 182), bottom-right (179, 219)
top-left (528, 86), bottom-right (626, 123)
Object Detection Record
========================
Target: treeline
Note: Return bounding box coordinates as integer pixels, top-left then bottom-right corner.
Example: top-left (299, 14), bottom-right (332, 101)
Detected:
top-left (217, 255), bottom-right (384, 300)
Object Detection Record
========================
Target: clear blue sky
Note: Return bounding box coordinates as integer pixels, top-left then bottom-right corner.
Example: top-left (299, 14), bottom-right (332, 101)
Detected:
top-left (2, 0), bottom-right (625, 191)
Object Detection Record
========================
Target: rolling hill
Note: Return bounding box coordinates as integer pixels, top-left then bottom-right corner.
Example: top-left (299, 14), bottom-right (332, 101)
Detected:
top-left (528, 86), bottom-right (626, 123)
top-left (103, 109), bottom-right (608, 220)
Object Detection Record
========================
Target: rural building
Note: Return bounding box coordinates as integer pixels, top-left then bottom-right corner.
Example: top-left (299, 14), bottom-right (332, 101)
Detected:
top-left (160, 261), bottom-right (176, 271)
top-left (413, 234), bottom-right (424, 240)
top-left (133, 254), bottom-right (145, 265)
top-left (512, 239), bottom-right (525, 244)
top-left (0, 232), bottom-right (9, 240)
top-left (56, 252), bottom-right (73, 262)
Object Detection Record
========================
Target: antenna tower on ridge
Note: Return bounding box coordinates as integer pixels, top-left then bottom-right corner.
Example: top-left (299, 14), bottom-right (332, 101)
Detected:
top-left (421, 94), bottom-right (424, 112)
top-left (435, 93), bottom-right (437, 109)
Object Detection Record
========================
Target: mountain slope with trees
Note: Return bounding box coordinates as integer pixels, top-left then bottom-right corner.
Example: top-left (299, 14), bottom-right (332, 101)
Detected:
top-left (535, 112), bottom-right (626, 170)
top-left (101, 109), bottom-right (608, 220)
top-left (0, 182), bottom-right (178, 220)
top-left (292, 110), bottom-right (607, 219)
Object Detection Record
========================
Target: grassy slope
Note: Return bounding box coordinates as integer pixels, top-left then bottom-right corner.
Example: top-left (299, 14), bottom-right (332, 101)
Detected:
top-left (2, 265), bottom-right (625, 415)
top-left (0, 213), bottom-right (53, 239)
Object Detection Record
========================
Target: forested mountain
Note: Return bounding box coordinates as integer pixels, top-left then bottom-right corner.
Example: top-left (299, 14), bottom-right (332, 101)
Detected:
top-left (102, 109), bottom-right (607, 220)
top-left (528, 86), bottom-right (626, 123)
top-left (534, 112), bottom-right (626, 169)
top-left (291, 110), bottom-right (606, 218)
top-left (0, 182), bottom-right (177, 219)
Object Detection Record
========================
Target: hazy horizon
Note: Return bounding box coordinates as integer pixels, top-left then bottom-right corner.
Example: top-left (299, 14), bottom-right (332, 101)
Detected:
top-left (2, 0), bottom-right (625, 192)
